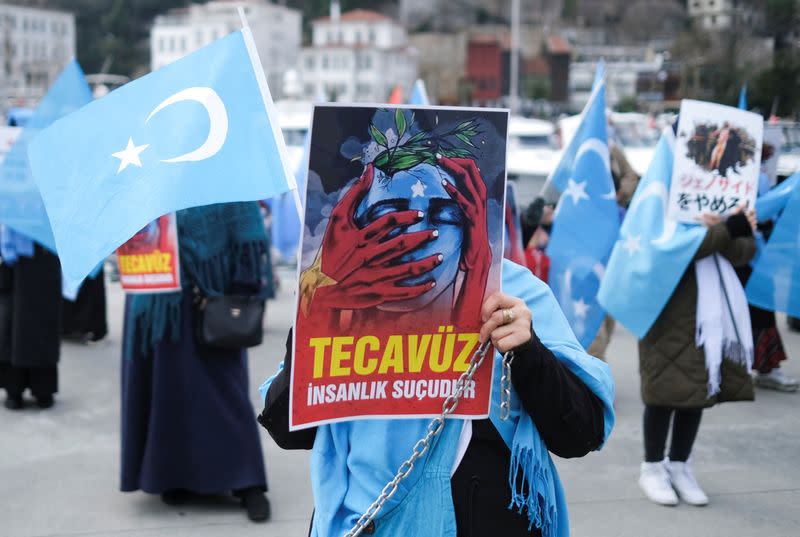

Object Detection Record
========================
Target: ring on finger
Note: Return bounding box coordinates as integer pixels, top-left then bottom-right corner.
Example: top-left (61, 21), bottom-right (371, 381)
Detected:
top-left (502, 308), bottom-right (514, 325)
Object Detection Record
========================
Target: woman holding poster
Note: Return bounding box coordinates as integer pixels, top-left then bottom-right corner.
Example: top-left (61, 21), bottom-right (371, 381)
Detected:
top-left (120, 202), bottom-right (274, 522)
top-left (638, 207), bottom-right (757, 507)
top-left (258, 105), bottom-right (615, 537)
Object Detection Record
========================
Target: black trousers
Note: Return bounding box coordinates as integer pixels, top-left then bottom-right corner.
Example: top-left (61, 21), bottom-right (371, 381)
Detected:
top-left (643, 405), bottom-right (703, 463)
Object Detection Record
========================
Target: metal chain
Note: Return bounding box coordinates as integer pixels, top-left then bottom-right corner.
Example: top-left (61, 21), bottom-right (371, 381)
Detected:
top-left (499, 350), bottom-right (515, 420)
top-left (344, 340), bottom-right (492, 537)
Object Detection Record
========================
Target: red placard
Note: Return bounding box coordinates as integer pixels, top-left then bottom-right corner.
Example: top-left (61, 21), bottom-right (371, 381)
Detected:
top-left (116, 213), bottom-right (181, 293)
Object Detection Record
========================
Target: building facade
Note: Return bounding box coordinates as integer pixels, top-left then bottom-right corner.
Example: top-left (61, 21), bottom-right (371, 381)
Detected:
top-left (687, 0), bottom-right (763, 30)
top-left (569, 44), bottom-right (663, 110)
top-left (298, 7), bottom-right (418, 103)
top-left (0, 4), bottom-right (75, 108)
top-left (408, 32), bottom-right (466, 105)
top-left (150, 0), bottom-right (301, 99)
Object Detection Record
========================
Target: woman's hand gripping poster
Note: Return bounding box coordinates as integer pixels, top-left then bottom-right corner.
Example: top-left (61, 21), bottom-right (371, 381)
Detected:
top-left (290, 105), bottom-right (509, 429)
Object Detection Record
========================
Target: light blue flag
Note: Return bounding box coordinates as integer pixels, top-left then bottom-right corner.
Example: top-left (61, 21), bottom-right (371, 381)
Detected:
top-left (28, 30), bottom-right (296, 289)
top-left (267, 130), bottom-right (308, 262)
top-left (746, 174), bottom-right (800, 316)
top-left (0, 60), bottom-right (92, 250)
top-left (598, 130), bottom-right (708, 338)
top-left (738, 84), bottom-right (748, 110)
top-left (755, 172), bottom-right (800, 222)
top-left (546, 67), bottom-right (619, 348)
top-left (409, 79), bottom-right (430, 106)
top-left (545, 62), bottom-right (605, 194)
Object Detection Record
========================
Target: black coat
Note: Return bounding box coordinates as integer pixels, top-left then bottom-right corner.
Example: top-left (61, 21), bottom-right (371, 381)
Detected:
top-left (259, 330), bottom-right (606, 536)
top-left (0, 245), bottom-right (62, 368)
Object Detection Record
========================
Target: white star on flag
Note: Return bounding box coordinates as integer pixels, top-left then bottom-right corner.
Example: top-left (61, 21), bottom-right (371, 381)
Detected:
top-left (573, 298), bottom-right (590, 319)
top-left (411, 179), bottom-right (427, 198)
top-left (563, 179), bottom-right (590, 205)
top-left (622, 234), bottom-right (642, 255)
top-left (112, 137), bottom-right (149, 173)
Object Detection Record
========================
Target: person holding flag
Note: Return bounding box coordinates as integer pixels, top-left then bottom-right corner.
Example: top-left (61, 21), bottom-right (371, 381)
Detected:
top-left (545, 63), bottom-right (620, 353)
top-left (24, 17), bottom-right (300, 522)
top-left (599, 125), bottom-right (757, 507)
top-left (742, 172), bottom-right (800, 391)
top-left (0, 61), bottom-right (93, 410)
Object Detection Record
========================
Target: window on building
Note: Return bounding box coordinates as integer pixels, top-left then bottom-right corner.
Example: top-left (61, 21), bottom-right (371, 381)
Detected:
top-left (196, 30), bottom-right (203, 46)
top-left (159, 37), bottom-right (165, 52)
top-left (322, 54), bottom-right (329, 69)
top-left (305, 83), bottom-right (314, 97)
top-left (711, 15), bottom-right (717, 25)
top-left (363, 55), bottom-right (372, 69)
top-left (306, 56), bottom-right (315, 69)
top-left (369, 30), bottom-right (376, 43)
top-left (169, 37), bottom-right (175, 52)
top-left (180, 37), bottom-right (187, 52)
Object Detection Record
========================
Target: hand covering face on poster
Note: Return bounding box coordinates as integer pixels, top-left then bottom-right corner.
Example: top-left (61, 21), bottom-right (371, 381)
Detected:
top-left (299, 108), bottom-right (505, 331)
top-left (293, 105), bottom-right (507, 429)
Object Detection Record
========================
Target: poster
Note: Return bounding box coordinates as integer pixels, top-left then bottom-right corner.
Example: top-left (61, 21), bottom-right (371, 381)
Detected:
top-left (504, 182), bottom-right (526, 265)
top-left (668, 100), bottom-right (763, 223)
top-left (0, 127), bottom-right (21, 165)
top-left (761, 124), bottom-right (783, 189)
top-left (291, 104), bottom-right (509, 430)
top-left (116, 213), bottom-right (181, 293)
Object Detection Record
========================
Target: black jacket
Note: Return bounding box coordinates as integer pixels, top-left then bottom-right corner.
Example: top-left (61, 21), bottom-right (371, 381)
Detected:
top-left (259, 330), bottom-right (606, 536)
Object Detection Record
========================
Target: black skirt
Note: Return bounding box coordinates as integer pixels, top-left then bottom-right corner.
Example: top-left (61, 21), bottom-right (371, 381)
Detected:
top-left (120, 293), bottom-right (267, 494)
top-left (0, 245), bottom-right (61, 370)
top-left (62, 267), bottom-right (108, 341)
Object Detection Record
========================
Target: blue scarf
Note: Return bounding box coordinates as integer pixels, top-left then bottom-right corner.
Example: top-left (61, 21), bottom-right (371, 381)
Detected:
top-left (0, 225), bottom-right (34, 265)
top-left (125, 201), bottom-right (272, 356)
top-left (260, 260), bottom-right (615, 537)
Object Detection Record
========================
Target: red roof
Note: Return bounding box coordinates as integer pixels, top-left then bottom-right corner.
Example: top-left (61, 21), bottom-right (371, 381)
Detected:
top-left (314, 9), bottom-right (393, 23)
top-left (547, 35), bottom-right (571, 55)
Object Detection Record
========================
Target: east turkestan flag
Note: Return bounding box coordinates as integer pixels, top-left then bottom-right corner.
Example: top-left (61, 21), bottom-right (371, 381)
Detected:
top-left (28, 29), bottom-right (296, 290)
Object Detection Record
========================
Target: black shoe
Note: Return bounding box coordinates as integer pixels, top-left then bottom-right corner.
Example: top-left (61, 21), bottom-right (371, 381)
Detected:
top-left (161, 489), bottom-right (191, 506)
top-left (239, 488), bottom-right (270, 522)
top-left (4, 394), bottom-right (23, 410)
top-left (35, 395), bottom-right (54, 409)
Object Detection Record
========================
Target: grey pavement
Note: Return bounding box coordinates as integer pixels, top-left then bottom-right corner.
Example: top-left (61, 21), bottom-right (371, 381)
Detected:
top-left (2, 266), bottom-right (799, 537)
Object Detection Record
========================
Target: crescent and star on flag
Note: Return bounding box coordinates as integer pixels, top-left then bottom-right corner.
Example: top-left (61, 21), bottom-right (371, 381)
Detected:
top-left (111, 86), bottom-right (229, 174)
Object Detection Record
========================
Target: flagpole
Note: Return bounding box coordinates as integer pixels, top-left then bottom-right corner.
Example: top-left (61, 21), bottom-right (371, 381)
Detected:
top-left (237, 7), bottom-right (303, 220)
top-left (539, 71), bottom-right (607, 196)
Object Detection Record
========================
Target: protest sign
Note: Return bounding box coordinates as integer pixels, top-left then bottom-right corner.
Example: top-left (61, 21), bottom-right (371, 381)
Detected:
top-left (290, 104), bottom-right (508, 430)
top-left (504, 182), bottom-right (526, 265)
top-left (668, 100), bottom-right (763, 223)
top-left (0, 127), bottom-right (21, 165)
top-left (761, 124), bottom-right (783, 188)
top-left (116, 214), bottom-right (181, 293)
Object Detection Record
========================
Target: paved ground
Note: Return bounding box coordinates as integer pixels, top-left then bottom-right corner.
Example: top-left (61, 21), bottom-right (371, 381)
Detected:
top-left (2, 267), bottom-right (799, 537)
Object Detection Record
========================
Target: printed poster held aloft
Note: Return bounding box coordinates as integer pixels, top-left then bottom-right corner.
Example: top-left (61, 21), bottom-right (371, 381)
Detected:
top-left (291, 104), bottom-right (509, 430)
top-left (668, 100), bottom-right (763, 223)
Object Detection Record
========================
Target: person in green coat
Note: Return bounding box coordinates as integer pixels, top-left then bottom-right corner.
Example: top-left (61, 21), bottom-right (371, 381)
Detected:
top-left (638, 207), bottom-right (757, 507)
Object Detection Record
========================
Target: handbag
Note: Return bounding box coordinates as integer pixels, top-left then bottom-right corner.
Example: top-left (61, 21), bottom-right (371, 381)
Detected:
top-left (194, 289), bottom-right (265, 350)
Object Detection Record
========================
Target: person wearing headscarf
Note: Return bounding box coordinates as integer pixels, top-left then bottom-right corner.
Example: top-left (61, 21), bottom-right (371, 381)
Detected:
top-left (120, 202), bottom-right (274, 521)
top-left (638, 207), bottom-right (757, 507)
top-left (259, 259), bottom-right (614, 537)
top-left (0, 227), bottom-right (61, 410)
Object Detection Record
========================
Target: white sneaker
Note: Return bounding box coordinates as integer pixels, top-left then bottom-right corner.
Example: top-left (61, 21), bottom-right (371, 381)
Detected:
top-left (756, 369), bottom-right (800, 392)
top-left (665, 459), bottom-right (709, 506)
top-left (638, 461), bottom-right (678, 506)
